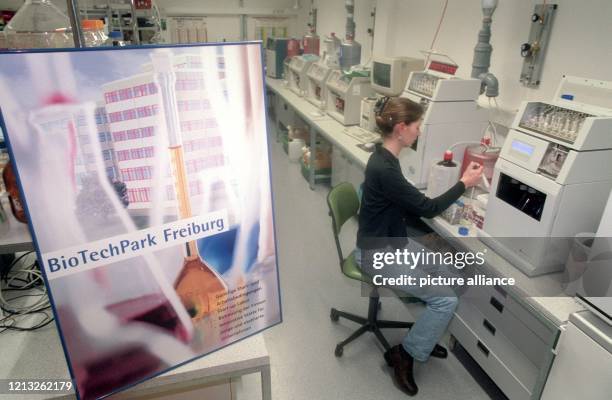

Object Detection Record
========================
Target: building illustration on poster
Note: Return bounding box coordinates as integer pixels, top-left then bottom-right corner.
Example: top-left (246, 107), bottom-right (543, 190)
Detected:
top-left (0, 43), bottom-right (280, 400)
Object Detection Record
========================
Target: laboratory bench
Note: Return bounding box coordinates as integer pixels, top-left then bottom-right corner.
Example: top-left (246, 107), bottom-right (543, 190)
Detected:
top-left (265, 76), bottom-right (588, 400)
top-left (0, 324), bottom-right (271, 400)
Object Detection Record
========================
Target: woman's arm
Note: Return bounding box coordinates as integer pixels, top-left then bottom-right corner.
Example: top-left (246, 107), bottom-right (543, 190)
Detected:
top-left (381, 166), bottom-right (465, 218)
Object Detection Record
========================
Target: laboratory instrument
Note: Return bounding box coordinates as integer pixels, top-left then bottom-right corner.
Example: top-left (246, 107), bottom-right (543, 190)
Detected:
top-left (400, 53), bottom-right (488, 188)
top-left (325, 69), bottom-right (374, 126)
top-left (265, 37), bottom-right (288, 79)
top-left (359, 97), bottom-right (378, 132)
top-left (305, 62), bottom-right (333, 108)
top-left (370, 55), bottom-right (424, 97)
top-left (339, 0), bottom-right (361, 70)
top-left (359, 56), bottom-right (424, 133)
top-left (480, 76), bottom-right (612, 276)
top-left (304, 33), bottom-right (341, 109)
top-left (288, 54), bottom-right (319, 96)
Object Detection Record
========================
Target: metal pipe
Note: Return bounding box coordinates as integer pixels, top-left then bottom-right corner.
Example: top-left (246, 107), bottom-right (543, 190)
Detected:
top-left (66, 0), bottom-right (83, 48)
top-left (345, 0), bottom-right (355, 40)
top-left (471, 0), bottom-right (499, 97)
top-left (129, 0), bottom-right (141, 45)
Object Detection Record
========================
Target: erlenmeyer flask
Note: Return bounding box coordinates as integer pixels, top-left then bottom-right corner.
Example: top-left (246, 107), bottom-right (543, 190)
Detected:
top-left (4, 0), bottom-right (73, 49)
top-left (150, 50), bottom-right (228, 321)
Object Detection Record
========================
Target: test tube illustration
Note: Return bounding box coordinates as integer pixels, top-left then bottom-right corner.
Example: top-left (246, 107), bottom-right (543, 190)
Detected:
top-left (151, 50), bottom-right (228, 321)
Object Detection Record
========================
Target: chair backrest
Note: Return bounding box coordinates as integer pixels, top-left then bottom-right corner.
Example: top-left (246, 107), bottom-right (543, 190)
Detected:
top-left (327, 182), bottom-right (360, 266)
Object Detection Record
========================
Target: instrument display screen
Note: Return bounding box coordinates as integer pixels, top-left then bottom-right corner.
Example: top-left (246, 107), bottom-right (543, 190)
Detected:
top-left (511, 140), bottom-right (535, 157)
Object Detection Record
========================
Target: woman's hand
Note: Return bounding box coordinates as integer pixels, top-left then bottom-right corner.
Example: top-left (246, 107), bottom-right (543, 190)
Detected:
top-left (460, 162), bottom-right (484, 188)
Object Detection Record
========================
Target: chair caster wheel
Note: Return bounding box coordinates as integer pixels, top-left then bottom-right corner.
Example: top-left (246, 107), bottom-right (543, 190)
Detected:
top-left (335, 345), bottom-right (343, 357)
top-left (330, 308), bottom-right (339, 322)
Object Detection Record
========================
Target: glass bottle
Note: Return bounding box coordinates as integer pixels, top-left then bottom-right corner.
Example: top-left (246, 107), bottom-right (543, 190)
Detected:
top-left (2, 161), bottom-right (27, 223)
top-left (4, 0), bottom-right (73, 49)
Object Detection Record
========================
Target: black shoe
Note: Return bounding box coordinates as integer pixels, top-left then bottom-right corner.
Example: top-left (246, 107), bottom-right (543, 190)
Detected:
top-left (384, 345), bottom-right (418, 396)
top-left (384, 344), bottom-right (447, 366)
top-left (431, 344), bottom-right (448, 359)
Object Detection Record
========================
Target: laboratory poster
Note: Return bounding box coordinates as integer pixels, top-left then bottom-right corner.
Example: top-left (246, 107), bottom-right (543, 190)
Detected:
top-left (0, 43), bottom-right (281, 400)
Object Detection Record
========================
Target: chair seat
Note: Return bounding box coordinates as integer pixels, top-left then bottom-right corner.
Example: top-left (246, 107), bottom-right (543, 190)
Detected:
top-left (342, 252), bottom-right (422, 304)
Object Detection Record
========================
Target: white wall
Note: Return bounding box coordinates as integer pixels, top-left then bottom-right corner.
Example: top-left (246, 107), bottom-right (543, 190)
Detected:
top-left (156, 0), bottom-right (296, 15)
top-left (371, 0), bottom-right (612, 127)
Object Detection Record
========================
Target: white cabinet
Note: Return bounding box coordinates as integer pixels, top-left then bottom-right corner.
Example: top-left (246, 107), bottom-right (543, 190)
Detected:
top-left (541, 312), bottom-right (612, 400)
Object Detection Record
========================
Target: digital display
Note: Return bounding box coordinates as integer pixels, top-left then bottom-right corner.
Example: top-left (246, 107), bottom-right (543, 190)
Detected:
top-left (428, 61), bottom-right (457, 75)
top-left (373, 62), bottom-right (391, 88)
top-left (511, 140), bottom-right (534, 157)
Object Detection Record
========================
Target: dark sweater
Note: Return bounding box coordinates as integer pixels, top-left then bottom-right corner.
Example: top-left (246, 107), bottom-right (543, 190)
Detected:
top-left (356, 144), bottom-right (465, 249)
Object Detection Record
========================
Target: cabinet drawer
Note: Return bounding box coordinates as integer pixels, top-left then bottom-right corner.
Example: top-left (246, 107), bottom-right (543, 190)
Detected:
top-left (450, 312), bottom-right (532, 400)
top-left (455, 301), bottom-right (539, 391)
top-left (462, 286), bottom-right (553, 366)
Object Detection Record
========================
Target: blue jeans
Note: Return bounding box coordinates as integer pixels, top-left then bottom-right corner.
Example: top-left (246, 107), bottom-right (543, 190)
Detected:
top-left (355, 242), bottom-right (458, 362)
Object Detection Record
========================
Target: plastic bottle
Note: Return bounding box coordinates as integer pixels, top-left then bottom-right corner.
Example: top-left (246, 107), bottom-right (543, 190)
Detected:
top-left (4, 0), bottom-right (73, 49)
top-left (426, 150), bottom-right (460, 199)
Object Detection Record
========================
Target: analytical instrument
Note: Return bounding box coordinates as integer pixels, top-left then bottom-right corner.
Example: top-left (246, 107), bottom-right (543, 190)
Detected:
top-left (480, 76), bottom-right (612, 276)
top-left (265, 37), bottom-right (288, 79)
top-left (400, 54), bottom-right (488, 188)
top-left (325, 69), bottom-right (373, 126)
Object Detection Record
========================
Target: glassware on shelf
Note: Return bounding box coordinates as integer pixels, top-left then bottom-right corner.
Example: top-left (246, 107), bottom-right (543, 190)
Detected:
top-left (4, 0), bottom-right (73, 49)
top-left (520, 103), bottom-right (591, 143)
top-left (82, 19), bottom-right (108, 47)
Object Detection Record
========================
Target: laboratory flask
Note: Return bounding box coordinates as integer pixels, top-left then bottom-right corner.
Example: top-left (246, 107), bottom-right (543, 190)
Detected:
top-left (4, 0), bottom-right (73, 49)
top-left (150, 50), bottom-right (228, 322)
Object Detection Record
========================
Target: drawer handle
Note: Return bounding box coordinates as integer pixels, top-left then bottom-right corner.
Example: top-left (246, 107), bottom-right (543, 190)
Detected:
top-left (490, 296), bottom-right (504, 313)
top-left (477, 341), bottom-right (490, 357)
top-left (494, 284), bottom-right (507, 297)
top-left (483, 319), bottom-right (496, 336)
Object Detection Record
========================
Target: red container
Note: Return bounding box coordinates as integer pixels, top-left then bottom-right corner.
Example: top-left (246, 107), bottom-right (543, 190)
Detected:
top-left (460, 144), bottom-right (500, 183)
top-left (286, 38), bottom-right (300, 58)
top-left (303, 31), bottom-right (319, 55)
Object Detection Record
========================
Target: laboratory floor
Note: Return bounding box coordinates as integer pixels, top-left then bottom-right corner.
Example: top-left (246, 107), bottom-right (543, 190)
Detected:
top-left (243, 135), bottom-right (505, 400)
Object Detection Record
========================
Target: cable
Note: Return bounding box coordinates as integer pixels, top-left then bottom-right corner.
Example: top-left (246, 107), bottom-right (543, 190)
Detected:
top-left (425, 0), bottom-right (450, 67)
top-left (1, 251), bottom-right (34, 282)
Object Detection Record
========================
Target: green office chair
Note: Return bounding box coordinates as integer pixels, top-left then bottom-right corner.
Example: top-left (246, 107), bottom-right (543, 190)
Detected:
top-left (327, 182), bottom-right (417, 357)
